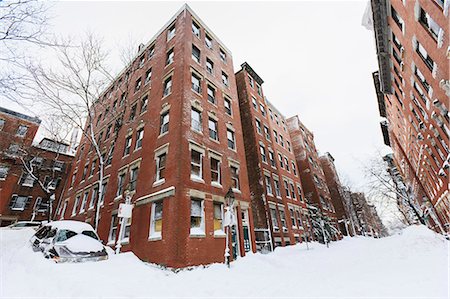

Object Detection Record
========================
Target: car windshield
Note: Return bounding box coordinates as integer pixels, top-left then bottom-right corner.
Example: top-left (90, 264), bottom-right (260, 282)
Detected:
top-left (81, 230), bottom-right (99, 240)
top-left (54, 229), bottom-right (77, 242)
top-left (34, 226), bottom-right (51, 239)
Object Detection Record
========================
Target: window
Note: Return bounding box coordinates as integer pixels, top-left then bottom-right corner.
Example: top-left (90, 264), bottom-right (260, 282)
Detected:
top-left (16, 125), bottom-right (28, 137)
top-left (129, 104), bottom-right (137, 121)
top-left (191, 73), bottom-right (201, 93)
top-left (0, 119), bottom-right (4, 130)
top-left (265, 175), bottom-right (273, 195)
top-left (210, 157), bottom-right (221, 185)
top-left (99, 182), bottom-right (107, 206)
top-left (134, 77), bottom-right (142, 92)
top-left (274, 178), bottom-right (281, 197)
top-left (80, 191), bottom-right (89, 213)
top-left (255, 119), bottom-right (262, 134)
top-left (391, 6), bottom-right (404, 32)
top-left (160, 111), bottom-right (169, 134)
top-left (105, 125), bottom-right (112, 140)
top-left (0, 165), bottom-right (10, 180)
top-left (190, 198), bottom-right (204, 235)
top-left (10, 195), bottom-right (29, 211)
top-left (260, 145), bottom-right (267, 163)
top-left (206, 58), bottom-right (214, 74)
top-left (227, 129), bottom-right (235, 150)
top-left (117, 172), bottom-right (126, 197)
top-left (287, 141), bottom-right (291, 152)
top-left (273, 130), bottom-right (278, 143)
top-left (296, 210), bottom-right (303, 227)
top-left (123, 136), bottom-right (132, 156)
top-left (279, 210), bottom-right (287, 230)
top-left (259, 104), bottom-right (266, 116)
top-left (290, 183), bottom-right (296, 199)
top-left (270, 207), bottom-right (279, 231)
top-left (145, 68), bottom-right (152, 85)
top-left (214, 202), bottom-right (224, 233)
top-left (108, 214), bottom-right (118, 242)
top-left (252, 97), bottom-right (258, 109)
top-left (140, 95), bottom-right (148, 113)
top-left (278, 154), bottom-right (284, 168)
top-left (129, 166), bottom-right (139, 192)
top-left (205, 34), bottom-right (213, 49)
top-left (280, 135), bottom-right (284, 147)
top-left (35, 197), bottom-right (48, 212)
top-left (313, 174), bottom-right (321, 186)
top-left (419, 7), bottom-right (441, 40)
top-left (269, 151), bottom-right (275, 167)
top-left (148, 45), bottom-right (155, 59)
top-left (191, 108), bottom-right (202, 132)
top-left (155, 153), bottom-right (166, 181)
top-left (106, 144), bottom-right (115, 165)
top-left (89, 185), bottom-right (98, 210)
top-left (292, 162), bottom-right (297, 175)
top-left (166, 48), bottom-right (174, 65)
top-left (224, 97), bottom-right (232, 116)
top-left (72, 195), bottom-right (81, 215)
top-left (285, 157), bottom-right (290, 171)
top-left (192, 45), bottom-right (201, 63)
top-left (289, 208), bottom-right (296, 228)
top-left (190, 150), bottom-right (203, 180)
top-left (70, 171), bottom-right (76, 187)
top-left (192, 21), bottom-right (200, 38)
top-left (416, 42), bottom-right (434, 71)
top-left (221, 71), bottom-right (229, 87)
top-left (415, 66), bottom-right (430, 92)
top-left (150, 201), bottom-right (163, 238)
top-left (89, 159), bottom-right (96, 177)
top-left (284, 180), bottom-right (290, 198)
top-left (208, 118), bottom-right (218, 140)
top-left (297, 185), bottom-right (303, 201)
top-left (163, 76), bottom-right (172, 97)
top-left (264, 126), bottom-right (270, 140)
top-left (21, 173), bottom-right (35, 187)
top-left (207, 85), bottom-right (216, 104)
top-left (167, 24), bottom-right (175, 40)
top-left (256, 84), bottom-right (262, 96)
top-left (135, 129), bottom-right (144, 150)
top-left (219, 49), bottom-right (226, 62)
top-left (248, 75), bottom-right (254, 88)
top-left (230, 165), bottom-right (239, 190)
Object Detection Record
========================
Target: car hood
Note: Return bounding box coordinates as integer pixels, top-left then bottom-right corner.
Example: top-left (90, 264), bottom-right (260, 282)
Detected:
top-left (62, 234), bottom-right (105, 253)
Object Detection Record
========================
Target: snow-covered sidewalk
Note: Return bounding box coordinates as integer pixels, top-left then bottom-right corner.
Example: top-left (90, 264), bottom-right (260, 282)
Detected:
top-left (1, 225), bottom-right (448, 298)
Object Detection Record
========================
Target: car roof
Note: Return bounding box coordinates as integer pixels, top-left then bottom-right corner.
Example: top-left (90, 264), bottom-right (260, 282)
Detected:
top-left (46, 220), bottom-right (95, 233)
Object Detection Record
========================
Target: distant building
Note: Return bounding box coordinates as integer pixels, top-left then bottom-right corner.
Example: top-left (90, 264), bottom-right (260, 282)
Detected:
top-left (349, 192), bottom-right (386, 237)
top-left (235, 62), bottom-right (310, 249)
top-left (287, 116), bottom-right (341, 239)
top-left (0, 107), bottom-right (73, 226)
top-left (58, 4), bottom-right (255, 268)
top-left (369, 0), bottom-right (449, 234)
top-left (319, 153), bottom-right (355, 236)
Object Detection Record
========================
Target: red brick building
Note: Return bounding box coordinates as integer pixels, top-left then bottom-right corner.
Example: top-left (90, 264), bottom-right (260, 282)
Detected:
top-left (370, 0), bottom-right (449, 234)
top-left (236, 63), bottom-right (310, 249)
top-left (0, 107), bottom-right (73, 226)
top-left (287, 116), bottom-right (341, 238)
top-left (319, 152), bottom-right (355, 236)
top-left (58, 4), bottom-right (256, 268)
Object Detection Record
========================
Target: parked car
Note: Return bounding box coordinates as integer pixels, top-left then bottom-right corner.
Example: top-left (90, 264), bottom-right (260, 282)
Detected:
top-left (30, 220), bottom-right (108, 263)
top-left (2, 221), bottom-right (43, 230)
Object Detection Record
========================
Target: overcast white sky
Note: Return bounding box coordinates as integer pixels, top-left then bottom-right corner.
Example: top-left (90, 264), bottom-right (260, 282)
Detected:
top-left (2, 1), bottom-right (394, 201)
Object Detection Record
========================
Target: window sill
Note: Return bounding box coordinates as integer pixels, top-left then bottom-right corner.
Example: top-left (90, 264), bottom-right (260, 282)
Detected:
top-left (209, 137), bottom-right (220, 144)
top-left (153, 179), bottom-right (165, 187)
top-left (114, 195), bottom-right (122, 201)
top-left (158, 132), bottom-right (169, 139)
top-left (134, 147), bottom-right (142, 153)
top-left (122, 154), bottom-right (130, 160)
top-left (190, 176), bottom-right (204, 183)
top-left (232, 188), bottom-right (241, 194)
top-left (192, 129), bottom-right (203, 135)
top-left (214, 231), bottom-right (226, 238)
top-left (10, 208), bottom-right (25, 211)
top-left (148, 236), bottom-right (162, 241)
top-left (190, 233), bottom-right (206, 238)
top-left (211, 182), bottom-right (222, 188)
top-left (161, 92), bottom-right (172, 101)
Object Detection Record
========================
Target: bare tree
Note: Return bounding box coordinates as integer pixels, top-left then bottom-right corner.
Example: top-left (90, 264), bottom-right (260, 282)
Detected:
top-left (21, 33), bottom-right (145, 231)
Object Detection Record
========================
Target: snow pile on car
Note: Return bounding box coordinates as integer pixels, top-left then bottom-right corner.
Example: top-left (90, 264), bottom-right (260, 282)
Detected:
top-left (0, 225), bottom-right (447, 298)
top-left (64, 234), bottom-right (105, 253)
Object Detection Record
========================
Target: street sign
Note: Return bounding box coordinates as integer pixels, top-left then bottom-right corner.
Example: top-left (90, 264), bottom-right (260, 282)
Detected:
top-left (118, 203), bottom-right (134, 218)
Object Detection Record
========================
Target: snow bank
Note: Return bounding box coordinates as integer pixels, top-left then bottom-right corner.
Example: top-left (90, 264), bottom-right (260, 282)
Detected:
top-left (0, 225), bottom-right (448, 298)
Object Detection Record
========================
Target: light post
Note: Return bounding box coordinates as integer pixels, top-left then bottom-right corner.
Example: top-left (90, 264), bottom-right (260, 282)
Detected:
top-left (115, 189), bottom-right (133, 254)
top-left (223, 187), bottom-right (236, 268)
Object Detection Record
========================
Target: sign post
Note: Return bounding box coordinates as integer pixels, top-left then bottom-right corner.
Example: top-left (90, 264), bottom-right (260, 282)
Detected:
top-left (115, 190), bottom-right (133, 254)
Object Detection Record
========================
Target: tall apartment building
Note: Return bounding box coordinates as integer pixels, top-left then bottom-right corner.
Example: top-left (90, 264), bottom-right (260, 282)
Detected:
top-left (370, 0), bottom-right (449, 234)
top-left (235, 63), bottom-right (309, 249)
top-left (349, 192), bottom-right (387, 237)
top-left (319, 152), bottom-right (355, 236)
top-left (58, 5), bottom-right (256, 268)
top-left (0, 107), bottom-right (73, 226)
top-left (287, 116), bottom-right (341, 239)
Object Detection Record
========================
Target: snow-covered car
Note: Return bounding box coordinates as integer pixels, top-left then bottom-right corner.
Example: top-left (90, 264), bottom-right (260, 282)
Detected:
top-left (2, 221), bottom-right (42, 230)
top-left (30, 220), bottom-right (108, 263)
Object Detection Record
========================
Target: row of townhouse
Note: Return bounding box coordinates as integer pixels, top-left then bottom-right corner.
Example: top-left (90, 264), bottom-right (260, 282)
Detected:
top-left (369, 0), bottom-right (449, 234)
top-left (1, 4), bottom-right (384, 268)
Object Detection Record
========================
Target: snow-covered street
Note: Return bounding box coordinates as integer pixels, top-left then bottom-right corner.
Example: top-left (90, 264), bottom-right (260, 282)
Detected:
top-left (1, 225), bottom-right (448, 298)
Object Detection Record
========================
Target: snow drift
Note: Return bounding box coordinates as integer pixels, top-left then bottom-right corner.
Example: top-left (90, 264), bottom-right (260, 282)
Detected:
top-left (0, 225), bottom-right (448, 298)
